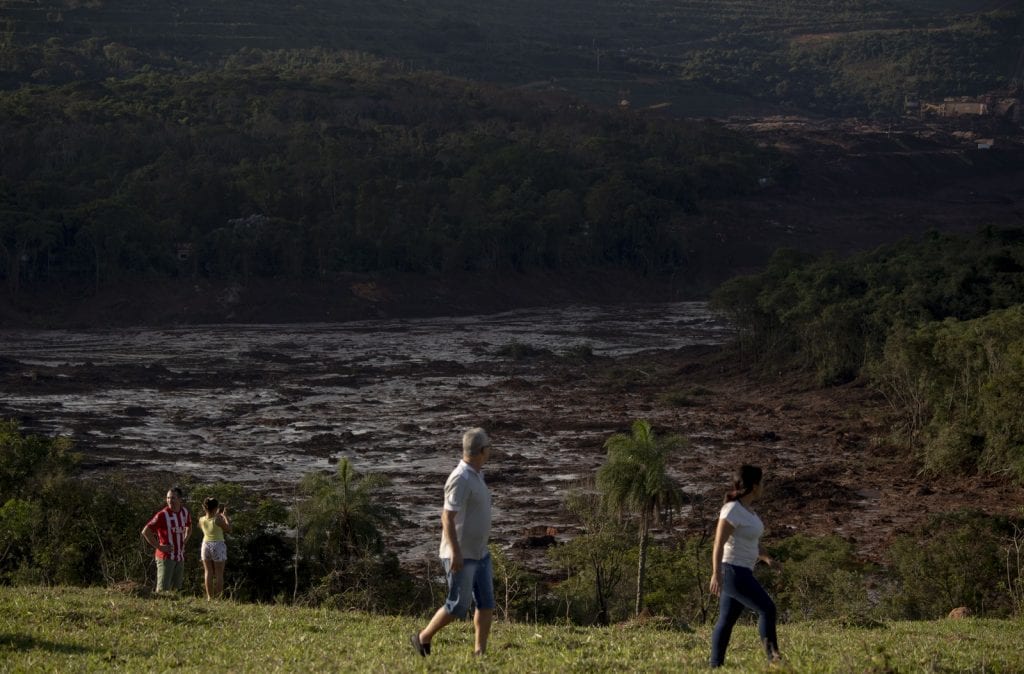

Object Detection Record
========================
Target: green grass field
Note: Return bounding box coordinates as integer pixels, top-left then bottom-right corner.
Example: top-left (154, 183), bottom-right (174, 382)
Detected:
top-left (1, 586), bottom-right (1022, 672)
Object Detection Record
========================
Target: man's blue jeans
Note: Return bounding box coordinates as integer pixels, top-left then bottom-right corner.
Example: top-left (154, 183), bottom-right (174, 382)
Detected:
top-left (710, 563), bottom-right (778, 667)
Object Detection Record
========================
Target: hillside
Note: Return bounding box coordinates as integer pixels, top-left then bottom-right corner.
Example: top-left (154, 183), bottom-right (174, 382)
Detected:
top-left (2, 0), bottom-right (1023, 326)
top-left (2, 585), bottom-right (1023, 672)
top-left (1, 49), bottom-right (1021, 328)
top-left (1, 0), bottom-right (1020, 116)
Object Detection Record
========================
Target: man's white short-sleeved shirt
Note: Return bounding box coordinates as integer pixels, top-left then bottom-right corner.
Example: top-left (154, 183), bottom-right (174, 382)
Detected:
top-left (720, 500), bottom-right (764, 569)
top-left (439, 460), bottom-right (492, 560)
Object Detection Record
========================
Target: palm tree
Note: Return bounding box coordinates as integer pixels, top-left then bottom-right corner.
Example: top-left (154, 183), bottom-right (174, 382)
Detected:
top-left (293, 458), bottom-right (399, 575)
top-left (597, 419), bottom-right (687, 616)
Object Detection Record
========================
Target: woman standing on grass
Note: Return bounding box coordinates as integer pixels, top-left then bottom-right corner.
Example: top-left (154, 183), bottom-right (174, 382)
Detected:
top-left (709, 464), bottom-right (781, 668)
top-left (199, 497), bottom-right (231, 600)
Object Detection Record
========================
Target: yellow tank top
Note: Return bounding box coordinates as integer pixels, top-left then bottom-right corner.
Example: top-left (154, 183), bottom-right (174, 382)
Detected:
top-left (200, 515), bottom-right (225, 542)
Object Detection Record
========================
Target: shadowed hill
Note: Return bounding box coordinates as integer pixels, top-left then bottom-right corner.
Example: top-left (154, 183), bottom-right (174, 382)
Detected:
top-left (2, 0), bottom-right (1020, 115)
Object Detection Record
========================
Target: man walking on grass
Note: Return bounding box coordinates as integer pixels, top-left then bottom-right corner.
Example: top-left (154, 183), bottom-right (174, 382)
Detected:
top-left (141, 485), bottom-right (192, 592)
top-left (411, 427), bottom-right (495, 657)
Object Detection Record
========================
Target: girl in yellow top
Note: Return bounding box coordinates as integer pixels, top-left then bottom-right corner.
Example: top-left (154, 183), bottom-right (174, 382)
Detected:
top-left (199, 497), bottom-right (231, 600)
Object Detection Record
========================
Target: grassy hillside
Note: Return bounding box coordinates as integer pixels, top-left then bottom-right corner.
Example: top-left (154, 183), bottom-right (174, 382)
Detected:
top-left (2, 585), bottom-right (1023, 672)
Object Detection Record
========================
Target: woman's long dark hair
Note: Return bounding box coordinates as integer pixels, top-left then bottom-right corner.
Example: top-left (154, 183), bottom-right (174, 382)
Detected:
top-left (204, 497), bottom-right (219, 514)
top-left (724, 465), bottom-right (763, 503)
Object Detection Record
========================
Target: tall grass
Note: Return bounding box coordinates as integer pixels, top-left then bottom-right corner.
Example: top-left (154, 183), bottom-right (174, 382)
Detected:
top-left (2, 586), bottom-right (1022, 672)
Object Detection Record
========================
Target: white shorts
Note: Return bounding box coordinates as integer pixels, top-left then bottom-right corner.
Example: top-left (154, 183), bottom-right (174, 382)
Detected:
top-left (201, 541), bottom-right (227, 562)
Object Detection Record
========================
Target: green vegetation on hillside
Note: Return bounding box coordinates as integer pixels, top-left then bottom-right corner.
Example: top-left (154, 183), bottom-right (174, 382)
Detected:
top-left (1, 2), bottom-right (1019, 301)
top-left (1, 1), bottom-right (1019, 115)
top-left (711, 227), bottom-right (1024, 481)
top-left (0, 50), bottom-right (778, 295)
top-left (3, 585), bottom-right (1024, 672)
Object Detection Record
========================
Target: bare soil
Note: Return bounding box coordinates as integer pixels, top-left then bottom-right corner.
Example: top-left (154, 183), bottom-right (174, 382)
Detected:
top-left (472, 343), bottom-right (1024, 568)
top-left (639, 346), bottom-right (1024, 564)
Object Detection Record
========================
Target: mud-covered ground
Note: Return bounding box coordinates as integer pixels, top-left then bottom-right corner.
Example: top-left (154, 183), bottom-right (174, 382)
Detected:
top-left (3, 303), bottom-right (1022, 572)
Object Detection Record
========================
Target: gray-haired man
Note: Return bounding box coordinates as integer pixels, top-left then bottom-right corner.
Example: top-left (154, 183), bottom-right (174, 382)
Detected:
top-left (411, 427), bottom-right (495, 657)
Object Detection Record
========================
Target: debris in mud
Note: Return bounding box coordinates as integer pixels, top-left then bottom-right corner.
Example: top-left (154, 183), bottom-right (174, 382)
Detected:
top-left (2, 302), bottom-right (1023, 571)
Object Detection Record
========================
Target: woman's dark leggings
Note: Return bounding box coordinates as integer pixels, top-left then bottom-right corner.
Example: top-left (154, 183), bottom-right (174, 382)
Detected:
top-left (710, 563), bottom-right (778, 667)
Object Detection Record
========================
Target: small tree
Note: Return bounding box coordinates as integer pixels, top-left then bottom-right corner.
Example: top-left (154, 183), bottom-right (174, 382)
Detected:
top-left (644, 532), bottom-right (715, 625)
top-left (0, 420), bottom-right (76, 502)
top-left (886, 510), bottom-right (1011, 618)
top-left (292, 459), bottom-right (399, 579)
top-left (292, 456), bottom-right (399, 602)
top-left (550, 486), bottom-right (631, 624)
top-left (490, 546), bottom-right (538, 623)
top-left (597, 419), bottom-right (686, 616)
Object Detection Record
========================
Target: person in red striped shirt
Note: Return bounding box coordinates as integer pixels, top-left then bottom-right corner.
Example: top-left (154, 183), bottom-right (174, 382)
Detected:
top-left (141, 486), bottom-right (193, 592)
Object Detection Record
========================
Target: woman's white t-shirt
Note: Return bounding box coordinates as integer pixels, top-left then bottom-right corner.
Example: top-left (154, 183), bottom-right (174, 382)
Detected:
top-left (720, 500), bottom-right (764, 569)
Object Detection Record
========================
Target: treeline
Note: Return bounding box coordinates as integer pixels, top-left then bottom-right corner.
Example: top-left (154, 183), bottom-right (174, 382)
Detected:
top-left (3, 420), bottom-right (1022, 624)
top-left (674, 11), bottom-right (1020, 115)
top-left (712, 227), bottom-right (1024, 481)
top-left (0, 49), bottom-right (778, 295)
top-left (2, 2), bottom-right (1018, 117)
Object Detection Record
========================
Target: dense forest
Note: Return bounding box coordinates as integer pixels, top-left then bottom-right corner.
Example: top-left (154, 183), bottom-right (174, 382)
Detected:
top-left (1, 0), bottom-right (1020, 115)
top-left (712, 227), bottom-right (1024, 482)
top-left (0, 50), bottom-right (780, 296)
top-left (1, 1), bottom-right (1021, 299)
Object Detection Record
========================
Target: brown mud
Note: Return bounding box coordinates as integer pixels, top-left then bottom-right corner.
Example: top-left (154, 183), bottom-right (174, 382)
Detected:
top-left (3, 329), bottom-right (1022, 572)
top-left (479, 343), bottom-right (1024, 569)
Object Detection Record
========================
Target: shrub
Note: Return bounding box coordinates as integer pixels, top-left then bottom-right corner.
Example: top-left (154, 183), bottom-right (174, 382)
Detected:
top-left (765, 534), bottom-right (873, 623)
top-left (0, 420), bottom-right (77, 501)
top-left (187, 481), bottom-right (293, 602)
top-left (643, 535), bottom-right (713, 624)
top-left (658, 390), bottom-right (700, 407)
top-left (561, 343), bottom-right (595, 362)
top-left (548, 487), bottom-right (633, 625)
top-left (491, 546), bottom-right (540, 623)
top-left (300, 549), bottom-right (424, 614)
top-left (884, 510), bottom-right (1015, 619)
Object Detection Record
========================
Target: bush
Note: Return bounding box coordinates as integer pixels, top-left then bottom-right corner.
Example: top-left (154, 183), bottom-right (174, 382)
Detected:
top-left (643, 535), bottom-right (713, 624)
top-left (548, 531), bottom-right (633, 625)
top-left (0, 420), bottom-right (77, 500)
top-left (884, 510), bottom-right (1016, 619)
top-left (496, 340), bottom-right (550, 360)
top-left (186, 481), bottom-right (293, 602)
top-left (300, 550), bottom-right (425, 614)
top-left (491, 546), bottom-right (540, 623)
top-left (561, 343), bottom-right (595, 362)
top-left (765, 534), bottom-right (873, 624)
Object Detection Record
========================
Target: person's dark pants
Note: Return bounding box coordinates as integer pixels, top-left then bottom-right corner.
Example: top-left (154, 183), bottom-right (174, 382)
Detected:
top-left (710, 563), bottom-right (778, 667)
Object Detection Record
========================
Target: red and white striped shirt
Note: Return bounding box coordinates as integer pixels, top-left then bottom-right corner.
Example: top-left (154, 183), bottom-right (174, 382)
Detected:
top-left (146, 507), bottom-right (192, 561)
